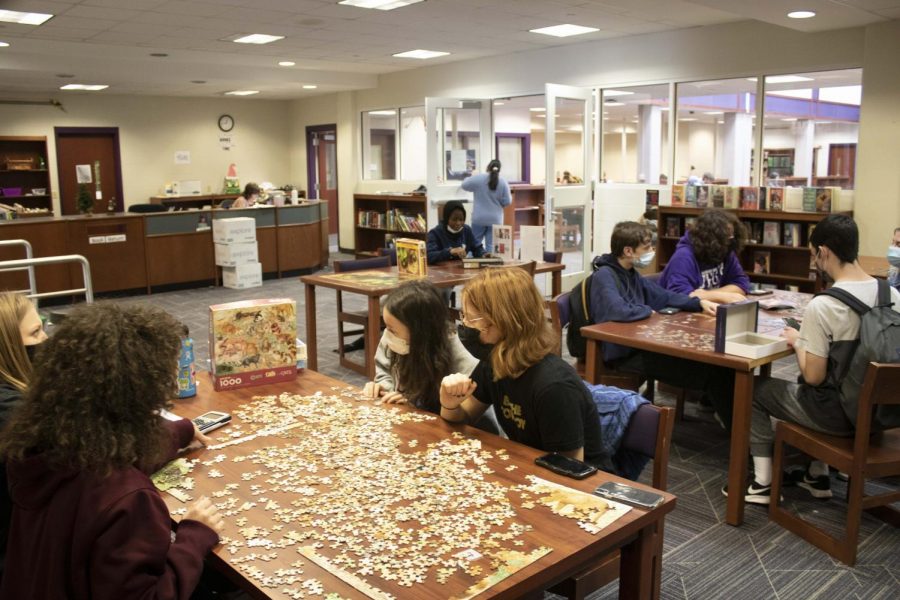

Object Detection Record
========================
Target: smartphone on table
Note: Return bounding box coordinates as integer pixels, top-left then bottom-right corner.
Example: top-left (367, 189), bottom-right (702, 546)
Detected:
top-left (783, 317), bottom-right (801, 330)
top-left (594, 481), bottom-right (665, 509)
top-left (192, 411), bottom-right (231, 433)
top-left (534, 453), bottom-right (598, 479)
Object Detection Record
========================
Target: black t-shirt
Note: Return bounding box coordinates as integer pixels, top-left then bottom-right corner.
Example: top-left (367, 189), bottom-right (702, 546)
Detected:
top-left (471, 354), bottom-right (603, 465)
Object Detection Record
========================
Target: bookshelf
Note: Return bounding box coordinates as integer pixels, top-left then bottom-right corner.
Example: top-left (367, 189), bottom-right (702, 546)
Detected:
top-left (0, 136), bottom-right (53, 216)
top-left (503, 184), bottom-right (545, 238)
top-left (656, 206), bottom-right (852, 293)
top-left (764, 148), bottom-right (795, 177)
top-left (353, 193), bottom-right (427, 258)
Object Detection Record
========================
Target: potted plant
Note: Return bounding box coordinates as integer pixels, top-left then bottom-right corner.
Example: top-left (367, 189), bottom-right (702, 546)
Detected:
top-left (77, 183), bottom-right (93, 216)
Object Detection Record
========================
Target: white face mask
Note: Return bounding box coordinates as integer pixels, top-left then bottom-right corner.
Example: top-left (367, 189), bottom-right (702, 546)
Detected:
top-left (383, 329), bottom-right (410, 355)
top-left (447, 225), bottom-right (463, 234)
top-left (633, 250), bottom-right (655, 269)
top-left (888, 246), bottom-right (900, 268)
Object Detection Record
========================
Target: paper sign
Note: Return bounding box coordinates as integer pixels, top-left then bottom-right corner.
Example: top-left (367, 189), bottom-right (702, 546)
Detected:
top-left (76, 164), bottom-right (92, 183)
top-left (219, 135), bottom-right (234, 150)
top-left (174, 150), bottom-right (191, 164)
top-left (520, 225), bottom-right (544, 263)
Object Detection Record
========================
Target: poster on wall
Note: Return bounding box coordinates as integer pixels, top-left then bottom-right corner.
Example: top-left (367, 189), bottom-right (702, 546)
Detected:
top-left (219, 134), bottom-right (234, 150)
top-left (175, 150), bottom-right (191, 164)
top-left (445, 149), bottom-right (475, 181)
top-left (75, 164), bottom-right (92, 183)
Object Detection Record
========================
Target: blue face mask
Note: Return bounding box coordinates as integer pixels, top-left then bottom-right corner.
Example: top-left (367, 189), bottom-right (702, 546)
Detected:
top-left (888, 246), bottom-right (900, 268)
top-left (633, 250), bottom-right (655, 269)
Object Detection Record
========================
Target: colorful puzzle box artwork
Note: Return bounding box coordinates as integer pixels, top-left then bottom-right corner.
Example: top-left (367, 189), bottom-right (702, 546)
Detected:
top-left (209, 298), bottom-right (297, 391)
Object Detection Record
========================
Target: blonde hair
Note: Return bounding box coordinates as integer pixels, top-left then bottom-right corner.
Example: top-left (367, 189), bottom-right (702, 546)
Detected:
top-left (461, 268), bottom-right (555, 380)
top-left (0, 292), bottom-right (33, 392)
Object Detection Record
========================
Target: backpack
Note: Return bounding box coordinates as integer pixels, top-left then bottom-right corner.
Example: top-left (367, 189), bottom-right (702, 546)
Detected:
top-left (817, 279), bottom-right (900, 428)
top-left (566, 264), bottom-right (620, 358)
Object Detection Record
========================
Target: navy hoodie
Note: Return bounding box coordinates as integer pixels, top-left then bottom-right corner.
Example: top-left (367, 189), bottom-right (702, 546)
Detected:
top-left (426, 200), bottom-right (485, 264)
top-left (589, 253), bottom-right (702, 362)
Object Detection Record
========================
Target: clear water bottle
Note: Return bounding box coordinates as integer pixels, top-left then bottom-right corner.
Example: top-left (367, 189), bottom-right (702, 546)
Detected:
top-left (177, 324), bottom-right (197, 398)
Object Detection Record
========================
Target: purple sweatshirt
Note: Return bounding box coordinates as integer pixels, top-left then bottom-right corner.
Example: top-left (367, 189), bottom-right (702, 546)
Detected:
top-left (658, 233), bottom-right (750, 295)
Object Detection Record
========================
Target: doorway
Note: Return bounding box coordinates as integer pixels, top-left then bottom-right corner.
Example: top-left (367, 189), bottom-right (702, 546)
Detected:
top-left (54, 127), bottom-right (124, 215)
top-left (306, 125), bottom-right (339, 236)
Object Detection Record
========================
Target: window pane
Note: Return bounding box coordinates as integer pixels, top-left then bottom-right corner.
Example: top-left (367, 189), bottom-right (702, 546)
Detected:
top-left (492, 94), bottom-right (544, 184)
top-left (399, 106), bottom-right (426, 180)
top-left (497, 137), bottom-right (523, 182)
top-left (361, 109), bottom-right (397, 180)
top-left (675, 78), bottom-right (757, 186)
top-left (440, 107), bottom-right (480, 181)
top-left (600, 84), bottom-right (670, 184)
top-left (553, 97), bottom-right (584, 185)
top-left (762, 68), bottom-right (861, 190)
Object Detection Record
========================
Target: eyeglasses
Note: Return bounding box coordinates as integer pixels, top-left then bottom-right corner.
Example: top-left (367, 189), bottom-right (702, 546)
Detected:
top-left (459, 311), bottom-right (485, 327)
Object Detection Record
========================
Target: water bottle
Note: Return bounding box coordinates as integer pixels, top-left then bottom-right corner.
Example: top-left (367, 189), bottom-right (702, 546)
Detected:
top-left (177, 325), bottom-right (197, 398)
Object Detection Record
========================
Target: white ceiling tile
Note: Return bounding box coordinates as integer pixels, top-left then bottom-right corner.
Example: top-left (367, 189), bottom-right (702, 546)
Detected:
top-left (63, 5), bottom-right (145, 20)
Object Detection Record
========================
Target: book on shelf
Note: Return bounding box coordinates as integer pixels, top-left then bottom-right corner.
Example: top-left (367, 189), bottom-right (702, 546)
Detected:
top-left (665, 217), bottom-right (681, 238)
top-left (358, 210), bottom-right (386, 229)
top-left (749, 221), bottom-right (764, 244)
top-left (753, 251), bottom-right (771, 274)
top-left (783, 223), bottom-right (801, 247)
top-left (784, 186), bottom-right (804, 211)
top-left (395, 238), bottom-right (427, 277)
top-left (645, 189), bottom-right (659, 207)
top-left (723, 186), bottom-right (738, 209)
top-left (671, 184), bottom-right (685, 206)
top-left (684, 185), bottom-right (697, 207)
top-left (802, 187), bottom-right (817, 212)
top-left (815, 187), bottom-right (833, 212)
top-left (739, 186), bottom-right (760, 210)
top-left (763, 221), bottom-right (780, 246)
top-left (388, 209), bottom-right (427, 233)
top-left (766, 187), bottom-right (784, 211)
top-left (685, 217), bottom-right (697, 231)
top-left (492, 224), bottom-right (514, 260)
top-left (696, 185), bottom-right (709, 208)
top-left (710, 185), bottom-right (725, 208)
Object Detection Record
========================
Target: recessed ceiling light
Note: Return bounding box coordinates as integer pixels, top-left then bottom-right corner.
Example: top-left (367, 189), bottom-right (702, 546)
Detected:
top-left (529, 107), bottom-right (546, 112)
top-left (60, 84), bottom-right (108, 91)
top-left (679, 118), bottom-right (697, 122)
top-left (717, 120), bottom-right (725, 124)
top-left (191, 80), bottom-right (207, 84)
top-left (704, 111), bottom-right (724, 115)
top-left (278, 61), bottom-right (295, 67)
top-left (339, 0), bottom-right (424, 9)
top-left (369, 110), bottom-right (397, 116)
top-left (0, 10), bottom-right (53, 25)
top-left (150, 53), bottom-right (168, 57)
top-left (493, 101), bottom-right (505, 106)
top-left (233, 34), bottom-right (284, 45)
top-left (530, 24), bottom-right (599, 38)
top-left (604, 101), bottom-right (625, 107)
top-left (0, 41), bottom-right (9, 48)
top-left (817, 121), bottom-right (832, 125)
top-left (747, 75), bottom-right (814, 84)
top-left (392, 49), bottom-right (449, 59)
top-left (782, 118), bottom-right (798, 122)
top-left (225, 90), bottom-right (259, 96)
top-left (603, 90), bottom-right (635, 98)
top-left (787, 10), bottom-right (816, 19)
top-left (302, 84), bottom-right (317, 89)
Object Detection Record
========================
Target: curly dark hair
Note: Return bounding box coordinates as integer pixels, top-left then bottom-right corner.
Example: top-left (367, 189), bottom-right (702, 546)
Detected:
top-left (383, 280), bottom-right (454, 413)
top-left (690, 209), bottom-right (746, 266)
top-left (0, 302), bottom-right (182, 475)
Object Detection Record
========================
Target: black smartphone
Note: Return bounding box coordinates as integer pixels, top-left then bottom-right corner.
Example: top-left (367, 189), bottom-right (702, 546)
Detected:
top-left (748, 288), bottom-right (774, 296)
top-left (594, 481), bottom-right (664, 509)
top-left (783, 317), bottom-right (801, 330)
top-left (192, 411), bottom-right (231, 433)
top-left (658, 307), bottom-right (681, 315)
top-left (534, 453), bottom-right (597, 479)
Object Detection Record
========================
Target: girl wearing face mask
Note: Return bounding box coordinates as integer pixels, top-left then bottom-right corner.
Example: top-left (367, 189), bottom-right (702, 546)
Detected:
top-left (362, 281), bottom-right (500, 433)
top-left (425, 200), bottom-right (487, 264)
top-left (658, 208), bottom-right (749, 304)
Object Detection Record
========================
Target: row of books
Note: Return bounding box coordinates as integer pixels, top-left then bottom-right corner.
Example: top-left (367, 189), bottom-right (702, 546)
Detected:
top-left (664, 217), bottom-right (814, 248)
top-left (657, 185), bottom-right (849, 213)
top-left (357, 209), bottom-right (427, 232)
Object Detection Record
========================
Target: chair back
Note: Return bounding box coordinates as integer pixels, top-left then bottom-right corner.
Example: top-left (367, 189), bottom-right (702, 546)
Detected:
top-left (333, 255), bottom-right (391, 274)
top-left (218, 199), bottom-right (235, 209)
top-left (543, 250), bottom-right (563, 264)
top-left (486, 260), bottom-right (536, 276)
top-left (556, 291), bottom-right (571, 328)
top-left (127, 203), bottom-right (169, 213)
top-left (620, 404), bottom-right (675, 490)
top-left (378, 247), bottom-right (398, 266)
top-left (853, 362), bottom-right (900, 443)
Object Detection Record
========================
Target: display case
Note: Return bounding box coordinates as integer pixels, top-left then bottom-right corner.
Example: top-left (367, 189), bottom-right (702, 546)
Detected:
top-left (0, 136), bottom-right (53, 216)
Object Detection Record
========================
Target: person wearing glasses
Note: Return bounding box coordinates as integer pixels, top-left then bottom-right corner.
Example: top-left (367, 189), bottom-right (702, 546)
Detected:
top-left (439, 268), bottom-right (604, 463)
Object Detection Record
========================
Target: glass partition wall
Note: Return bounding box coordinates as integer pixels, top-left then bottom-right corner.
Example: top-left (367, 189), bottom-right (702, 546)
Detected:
top-left (600, 84), bottom-right (671, 184)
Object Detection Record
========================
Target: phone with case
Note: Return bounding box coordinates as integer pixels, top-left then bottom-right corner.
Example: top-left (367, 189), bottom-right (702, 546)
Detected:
top-left (534, 453), bottom-right (597, 479)
top-left (594, 481), bottom-right (664, 509)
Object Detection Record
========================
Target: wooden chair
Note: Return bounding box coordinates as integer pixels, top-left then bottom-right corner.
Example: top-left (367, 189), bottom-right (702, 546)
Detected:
top-left (486, 260), bottom-right (536, 276)
top-left (332, 255), bottom-right (391, 375)
top-left (543, 249), bottom-right (563, 265)
top-left (769, 362), bottom-right (900, 566)
top-left (378, 247), bottom-right (397, 266)
top-left (549, 403), bottom-right (676, 600)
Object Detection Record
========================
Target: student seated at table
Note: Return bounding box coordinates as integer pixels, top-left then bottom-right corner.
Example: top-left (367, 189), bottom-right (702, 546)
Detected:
top-left (730, 215), bottom-right (900, 505)
top-left (363, 280), bottom-right (500, 434)
top-left (888, 226), bottom-right (900, 289)
top-left (426, 200), bottom-right (488, 264)
top-left (588, 221), bottom-right (737, 428)
top-left (0, 292), bottom-right (48, 581)
top-left (658, 208), bottom-right (750, 304)
top-left (0, 302), bottom-right (224, 599)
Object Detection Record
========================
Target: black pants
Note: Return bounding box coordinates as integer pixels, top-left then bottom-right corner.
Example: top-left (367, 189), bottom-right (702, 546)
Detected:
top-left (611, 350), bottom-right (736, 429)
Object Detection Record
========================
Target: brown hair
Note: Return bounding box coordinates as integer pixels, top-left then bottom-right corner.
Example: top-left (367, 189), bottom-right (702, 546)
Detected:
top-left (0, 302), bottom-right (181, 475)
top-left (461, 268), bottom-right (555, 380)
top-left (691, 209), bottom-right (745, 266)
top-left (610, 221), bottom-right (652, 257)
top-left (0, 292), bottom-right (33, 392)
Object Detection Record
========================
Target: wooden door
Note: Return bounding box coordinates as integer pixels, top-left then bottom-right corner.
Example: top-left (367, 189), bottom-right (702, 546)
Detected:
top-left (307, 126), bottom-right (338, 236)
top-left (54, 128), bottom-right (124, 215)
top-left (828, 143), bottom-right (856, 188)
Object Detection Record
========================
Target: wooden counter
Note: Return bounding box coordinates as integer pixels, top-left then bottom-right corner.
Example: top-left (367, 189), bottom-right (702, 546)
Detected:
top-left (149, 193), bottom-right (237, 210)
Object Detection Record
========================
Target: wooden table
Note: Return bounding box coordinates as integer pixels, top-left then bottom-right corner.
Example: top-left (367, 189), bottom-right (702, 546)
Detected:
top-left (300, 261), bottom-right (564, 379)
top-left (859, 255), bottom-right (890, 279)
top-left (167, 370), bottom-right (675, 599)
top-left (580, 291), bottom-right (811, 527)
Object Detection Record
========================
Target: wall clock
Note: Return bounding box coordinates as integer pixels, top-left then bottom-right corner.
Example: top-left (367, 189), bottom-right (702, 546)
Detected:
top-left (218, 114), bottom-right (235, 132)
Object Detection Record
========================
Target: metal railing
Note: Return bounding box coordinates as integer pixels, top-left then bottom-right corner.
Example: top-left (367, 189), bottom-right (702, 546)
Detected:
top-left (0, 239), bottom-right (37, 297)
top-left (0, 252), bottom-right (94, 304)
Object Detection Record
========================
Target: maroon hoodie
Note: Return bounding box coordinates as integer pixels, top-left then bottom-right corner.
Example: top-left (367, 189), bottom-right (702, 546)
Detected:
top-left (1, 418), bottom-right (219, 599)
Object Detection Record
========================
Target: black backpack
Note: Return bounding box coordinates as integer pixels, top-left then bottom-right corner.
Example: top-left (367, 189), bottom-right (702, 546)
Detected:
top-left (817, 279), bottom-right (900, 428)
top-left (566, 264), bottom-right (619, 358)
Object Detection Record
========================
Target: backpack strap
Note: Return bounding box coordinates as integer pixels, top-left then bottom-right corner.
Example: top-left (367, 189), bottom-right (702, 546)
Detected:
top-left (876, 278), bottom-right (893, 307)
top-left (816, 285), bottom-right (870, 316)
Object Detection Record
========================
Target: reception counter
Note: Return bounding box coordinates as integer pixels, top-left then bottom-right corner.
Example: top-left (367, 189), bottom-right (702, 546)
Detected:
top-left (0, 203), bottom-right (329, 297)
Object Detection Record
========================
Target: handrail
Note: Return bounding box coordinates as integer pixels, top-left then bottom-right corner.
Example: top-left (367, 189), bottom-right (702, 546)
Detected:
top-left (0, 239), bottom-right (37, 297)
top-left (0, 255), bottom-right (93, 304)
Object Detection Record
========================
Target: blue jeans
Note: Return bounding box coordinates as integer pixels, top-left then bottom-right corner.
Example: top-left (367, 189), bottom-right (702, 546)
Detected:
top-left (471, 224), bottom-right (493, 252)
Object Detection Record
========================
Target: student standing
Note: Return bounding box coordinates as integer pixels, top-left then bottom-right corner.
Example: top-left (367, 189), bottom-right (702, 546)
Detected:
top-left (425, 200), bottom-right (486, 264)
top-left (461, 159), bottom-right (511, 252)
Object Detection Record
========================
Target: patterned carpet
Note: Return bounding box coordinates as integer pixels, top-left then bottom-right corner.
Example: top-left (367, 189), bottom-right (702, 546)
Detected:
top-left (45, 255), bottom-right (900, 600)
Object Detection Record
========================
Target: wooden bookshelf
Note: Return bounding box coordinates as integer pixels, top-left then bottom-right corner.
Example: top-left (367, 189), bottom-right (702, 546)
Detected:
top-left (656, 206), bottom-right (852, 293)
top-left (0, 136), bottom-right (53, 216)
top-left (353, 193), bottom-right (427, 258)
top-left (503, 184), bottom-right (544, 238)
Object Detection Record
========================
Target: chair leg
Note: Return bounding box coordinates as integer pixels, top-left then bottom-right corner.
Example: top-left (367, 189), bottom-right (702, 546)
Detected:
top-left (675, 388), bottom-right (686, 422)
top-left (644, 378), bottom-right (655, 402)
top-left (843, 472), bottom-right (865, 566)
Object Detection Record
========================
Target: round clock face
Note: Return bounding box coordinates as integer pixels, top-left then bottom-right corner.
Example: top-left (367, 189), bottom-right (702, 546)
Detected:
top-left (218, 114), bottom-right (234, 132)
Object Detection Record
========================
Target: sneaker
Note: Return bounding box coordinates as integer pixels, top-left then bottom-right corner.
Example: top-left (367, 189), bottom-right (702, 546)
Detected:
top-left (721, 480), bottom-right (775, 505)
top-left (835, 471), bottom-right (849, 482)
top-left (786, 468), bottom-right (832, 499)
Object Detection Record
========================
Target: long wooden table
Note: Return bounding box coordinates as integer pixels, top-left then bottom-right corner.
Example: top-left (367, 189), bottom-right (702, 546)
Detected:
top-left (300, 261), bottom-right (565, 379)
top-left (580, 291), bottom-right (811, 527)
top-left (166, 370), bottom-right (675, 599)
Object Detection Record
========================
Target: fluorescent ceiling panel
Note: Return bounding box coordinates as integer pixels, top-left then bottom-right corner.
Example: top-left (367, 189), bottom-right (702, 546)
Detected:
top-left (339, 0), bottom-right (424, 9)
top-left (60, 84), bottom-right (108, 90)
top-left (233, 34), bottom-right (284, 45)
top-left (392, 49), bottom-right (449, 59)
top-left (0, 10), bottom-right (54, 25)
top-left (530, 24), bottom-right (599, 38)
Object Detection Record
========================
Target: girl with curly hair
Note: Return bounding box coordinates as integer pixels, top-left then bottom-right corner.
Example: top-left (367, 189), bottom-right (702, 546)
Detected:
top-left (658, 208), bottom-right (750, 304)
top-left (439, 268), bottom-right (603, 463)
top-left (0, 302), bottom-right (223, 599)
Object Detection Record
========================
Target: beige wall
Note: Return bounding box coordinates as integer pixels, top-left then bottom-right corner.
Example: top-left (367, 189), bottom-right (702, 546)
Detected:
top-left (0, 95), bottom-right (291, 213)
